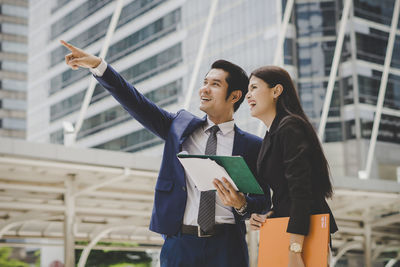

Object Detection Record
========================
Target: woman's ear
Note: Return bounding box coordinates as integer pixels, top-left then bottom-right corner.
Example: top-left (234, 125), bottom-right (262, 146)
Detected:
top-left (273, 84), bottom-right (284, 98)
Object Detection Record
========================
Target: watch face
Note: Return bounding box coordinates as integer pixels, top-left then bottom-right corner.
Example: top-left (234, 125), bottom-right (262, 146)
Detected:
top-left (290, 243), bottom-right (302, 253)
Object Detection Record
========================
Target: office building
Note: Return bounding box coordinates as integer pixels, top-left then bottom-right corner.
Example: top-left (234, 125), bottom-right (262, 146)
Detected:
top-left (0, 0), bottom-right (28, 139)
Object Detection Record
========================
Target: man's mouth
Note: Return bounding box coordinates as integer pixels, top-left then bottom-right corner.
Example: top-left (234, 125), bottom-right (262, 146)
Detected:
top-left (201, 96), bottom-right (211, 102)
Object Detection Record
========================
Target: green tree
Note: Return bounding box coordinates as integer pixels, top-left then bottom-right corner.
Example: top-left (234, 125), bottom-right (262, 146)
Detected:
top-left (0, 247), bottom-right (29, 267)
top-left (75, 249), bottom-right (151, 267)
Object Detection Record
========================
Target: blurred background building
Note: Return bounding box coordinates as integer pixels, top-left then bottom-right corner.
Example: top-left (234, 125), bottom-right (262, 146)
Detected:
top-left (0, 0), bottom-right (396, 266)
top-left (0, 0), bottom-right (28, 139)
top-left (27, 0), bottom-right (400, 182)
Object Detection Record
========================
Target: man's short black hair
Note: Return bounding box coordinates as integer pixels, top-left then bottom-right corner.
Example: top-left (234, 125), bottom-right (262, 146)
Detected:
top-left (211, 59), bottom-right (249, 112)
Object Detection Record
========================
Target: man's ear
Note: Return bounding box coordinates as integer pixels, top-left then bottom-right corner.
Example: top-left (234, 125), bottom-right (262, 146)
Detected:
top-left (273, 84), bottom-right (284, 98)
top-left (231, 90), bottom-right (242, 103)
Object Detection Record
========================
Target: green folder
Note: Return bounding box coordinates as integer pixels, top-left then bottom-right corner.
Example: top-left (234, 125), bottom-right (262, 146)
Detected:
top-left (177, 154), bottom-right (264, 195)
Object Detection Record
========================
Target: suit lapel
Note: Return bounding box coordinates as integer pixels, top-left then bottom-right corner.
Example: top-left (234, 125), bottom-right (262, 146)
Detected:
top-left (178, 115), bottom-right (206, 147)
top-left (256, 114), bottom-right (283, 173)
top-left (256, 132), bottom-right (271, 173)
top-left (232, 125), bottom-right (246, 156)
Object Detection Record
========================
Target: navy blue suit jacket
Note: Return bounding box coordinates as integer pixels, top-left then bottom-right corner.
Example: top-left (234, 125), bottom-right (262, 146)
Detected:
top-left (94, 65), bottom-right (271, 236)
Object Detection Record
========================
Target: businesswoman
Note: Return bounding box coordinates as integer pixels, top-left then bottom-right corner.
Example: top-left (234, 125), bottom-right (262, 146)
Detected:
top-left (247, 66), bottom-right (338, 267)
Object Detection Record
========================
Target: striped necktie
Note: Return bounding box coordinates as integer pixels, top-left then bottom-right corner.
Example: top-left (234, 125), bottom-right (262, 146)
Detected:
top-left (198, 125), bottom-right (220, 233)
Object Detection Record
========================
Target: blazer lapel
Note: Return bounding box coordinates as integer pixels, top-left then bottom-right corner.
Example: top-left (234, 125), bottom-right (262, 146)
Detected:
top-left (256, 132), bottom-right (271, 173)
top-left (232, 125), bottom-right (246, 156)
top-left (256, 114), bottom-right (283, 173)
top-left (178, 115), bottom-right (206, 147)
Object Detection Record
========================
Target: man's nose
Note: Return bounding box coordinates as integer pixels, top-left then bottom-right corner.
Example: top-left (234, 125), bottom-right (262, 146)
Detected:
top-left (200, 85), bottom-right (210, 94)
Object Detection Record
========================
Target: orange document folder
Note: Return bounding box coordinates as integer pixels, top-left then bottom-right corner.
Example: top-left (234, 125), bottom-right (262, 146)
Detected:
top-left (258, 214), bottom-right (330, 267)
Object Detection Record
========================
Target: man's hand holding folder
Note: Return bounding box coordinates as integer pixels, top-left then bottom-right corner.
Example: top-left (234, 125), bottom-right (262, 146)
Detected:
top-left (213, 177), bottom-right (247, 210)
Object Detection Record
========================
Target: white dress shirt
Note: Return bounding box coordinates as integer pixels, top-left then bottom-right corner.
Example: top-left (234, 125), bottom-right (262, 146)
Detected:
top-left (91, 61), bottom-right (236, 225)
top-left (90, 59), bottom-right (108, 76)
top-left (182, 118), bottom-right (236, 225)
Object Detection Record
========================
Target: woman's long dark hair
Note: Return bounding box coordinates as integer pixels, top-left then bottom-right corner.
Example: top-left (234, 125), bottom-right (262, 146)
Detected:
top-left (251, 66), bottom-right (333, 199)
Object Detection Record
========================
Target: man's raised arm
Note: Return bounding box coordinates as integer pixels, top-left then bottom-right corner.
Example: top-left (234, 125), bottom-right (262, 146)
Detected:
top-left (59, 40), bottom-right (176, 140)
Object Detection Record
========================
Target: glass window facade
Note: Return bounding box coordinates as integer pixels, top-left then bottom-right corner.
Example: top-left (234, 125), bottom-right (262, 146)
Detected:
top-left (356, 29), bottom-right (393, 65)
top-left (295, 1), bottom-right (336, 38)
top-left (50, 129), bottom-right (63, 144)
top-left (361, 114), bottom-right (400, 144)
top-left (325, 121), bottom-right (343, 142)
top-left (1, 23), bottom-right (28, 36)
top-left (2, 80), bottom-right (26, 91)
top-left (76, 79), bottom-right (182, 139)
top-left (50, 0), bottom-right (113, 40)
top-left (50, 0), bottom-right (169, 67)
top-left (3, 117), bottom-right (25, 130)
top-left (94, 127), bottom-right (163, 153)
top-left (297, 41), bottom-right (335, 78)
top-left (353, 0), bottom-right (397, 26)
top-left (49, 9), bottom-right (180, 95)
top-left (357, 72), bottom-right (400, 110)
top-left (1, 61), bottom-right (27, 73)
top-left (284, 38), bottom-right (294, 65)
top-left (2, 99), bottom-right (26, 111)
top-left (1, 42), bottom-right (27, 54)
top-left (50, 44), bottom-right (182, 121)
top-left (51, 0), bottom-right (71, 13)
top-left (1, 4), bottom-right (29, 18)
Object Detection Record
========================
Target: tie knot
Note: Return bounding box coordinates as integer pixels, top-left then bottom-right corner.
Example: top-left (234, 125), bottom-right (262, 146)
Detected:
top-left (208, 125), bottom-right (220, 135)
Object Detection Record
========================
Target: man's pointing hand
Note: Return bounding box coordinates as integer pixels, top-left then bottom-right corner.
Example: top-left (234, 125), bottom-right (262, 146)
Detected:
top-left (60, 40), bottom-right (101, 70)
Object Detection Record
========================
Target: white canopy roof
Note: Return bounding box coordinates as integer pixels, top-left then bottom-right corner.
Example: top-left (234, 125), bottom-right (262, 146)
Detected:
top-left (0, 137), bottom-right (163, 250)
top-left (0, 137), bottom-right (399, 265)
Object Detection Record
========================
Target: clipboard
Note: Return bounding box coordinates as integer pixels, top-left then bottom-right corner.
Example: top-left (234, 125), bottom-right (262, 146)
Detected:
top-left (177, 154), bottom-right (264, 194)
top-left (258, 214), bottom-right (330, 267)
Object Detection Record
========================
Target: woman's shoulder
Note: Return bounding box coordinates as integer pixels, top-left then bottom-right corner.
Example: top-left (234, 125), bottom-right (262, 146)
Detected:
top-left (277, 115), bottom-right (308, 135)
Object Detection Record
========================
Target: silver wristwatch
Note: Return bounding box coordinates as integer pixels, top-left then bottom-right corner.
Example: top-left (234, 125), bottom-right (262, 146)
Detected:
top-left (235, 201), bottom-right (248, 215)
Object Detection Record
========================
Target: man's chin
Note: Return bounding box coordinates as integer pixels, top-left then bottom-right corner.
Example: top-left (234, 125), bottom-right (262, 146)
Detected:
top-left (199, 105), bottom-right (207, 113)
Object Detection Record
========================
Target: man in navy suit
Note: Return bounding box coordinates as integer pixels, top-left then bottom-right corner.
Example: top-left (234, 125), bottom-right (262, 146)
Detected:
top-left (61, 40), bottom-right (270, 267)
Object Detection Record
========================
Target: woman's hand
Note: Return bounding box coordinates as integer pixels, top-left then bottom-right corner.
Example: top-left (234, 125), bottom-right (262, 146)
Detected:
top-left (288, 252), bottom-right (305, 267)
top-left (213, 177), bottom-right (246, 209)
top-left (249, 210), bottom-right (274, 230)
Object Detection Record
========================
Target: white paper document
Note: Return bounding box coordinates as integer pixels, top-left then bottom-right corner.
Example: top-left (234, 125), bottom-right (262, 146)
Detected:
top-left (178, 157), bottom-right (239, 191)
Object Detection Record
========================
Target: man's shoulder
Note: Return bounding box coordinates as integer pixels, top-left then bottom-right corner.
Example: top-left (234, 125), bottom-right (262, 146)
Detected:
top-left (175, 109), bottom-right (202, 120)
top-left (235, 126), bottom-right (262, 144)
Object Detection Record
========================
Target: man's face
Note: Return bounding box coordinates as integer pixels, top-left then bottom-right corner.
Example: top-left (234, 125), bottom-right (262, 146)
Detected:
top-left (199, 68), bottom-right (233, 118)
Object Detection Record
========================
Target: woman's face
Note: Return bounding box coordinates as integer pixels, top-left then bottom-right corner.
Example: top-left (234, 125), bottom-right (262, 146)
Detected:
top-left (246, 76), bottom-right (276, 120)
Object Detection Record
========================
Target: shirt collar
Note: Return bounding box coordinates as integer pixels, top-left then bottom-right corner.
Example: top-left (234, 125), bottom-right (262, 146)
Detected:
top-left (204, 117), bottom-right (235, 136)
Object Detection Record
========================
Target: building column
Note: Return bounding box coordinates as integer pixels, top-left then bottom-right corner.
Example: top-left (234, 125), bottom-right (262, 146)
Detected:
top-left (64, 174), bottom-right (76, 266)
top-left (364, 222), bottom-right (372, 267)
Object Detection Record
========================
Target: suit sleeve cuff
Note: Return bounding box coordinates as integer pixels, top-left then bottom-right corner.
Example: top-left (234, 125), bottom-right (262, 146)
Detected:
top-left (286, 198), bottom-right (312, 235)
top-left (90, 59), bottom-right (107, 77)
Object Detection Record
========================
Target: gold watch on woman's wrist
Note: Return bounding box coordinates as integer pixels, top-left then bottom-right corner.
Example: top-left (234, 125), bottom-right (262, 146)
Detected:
top-left (289, 242), bottom-right (302, 253)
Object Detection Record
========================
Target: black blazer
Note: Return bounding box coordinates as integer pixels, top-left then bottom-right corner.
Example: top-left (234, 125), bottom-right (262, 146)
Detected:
top-left (257, 114), bottom-right (338, 235)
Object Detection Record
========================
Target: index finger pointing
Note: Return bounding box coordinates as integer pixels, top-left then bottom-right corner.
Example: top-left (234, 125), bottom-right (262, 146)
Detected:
top-left (60, 40), bottom-right (77, 51)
